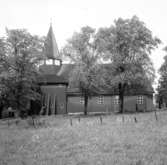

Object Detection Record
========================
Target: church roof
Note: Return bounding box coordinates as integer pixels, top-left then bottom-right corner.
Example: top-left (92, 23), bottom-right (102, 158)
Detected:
top-left (39, 63), bottom-right (154, 94)
top-left (57, 64), bottom-right (74, 78)
top-left (39, 64), bottom-right (61, 75)
top-left (38, 64), bottom-right (73, 85)
top-left (43, 24), bottom-right (61, 60)
top-left (38, 74), bottom-right (68, 85)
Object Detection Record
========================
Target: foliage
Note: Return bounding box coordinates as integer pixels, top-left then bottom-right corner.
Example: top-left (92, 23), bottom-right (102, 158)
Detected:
top-left (95, 16), bottom-right (161, 113)
top-left (0, 29), bottom-right (44, 116)
top-left (157, 46), bottom-right (167, 107)
top-left (63, 26), bottom-right (102, 115)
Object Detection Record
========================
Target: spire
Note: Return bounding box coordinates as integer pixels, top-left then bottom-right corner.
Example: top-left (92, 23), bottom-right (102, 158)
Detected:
top-left (44, 24), bottom-right (61, 60)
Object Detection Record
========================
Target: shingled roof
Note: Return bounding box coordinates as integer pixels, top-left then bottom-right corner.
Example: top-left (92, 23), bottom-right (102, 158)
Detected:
top-left (38, 64), bottom-right (73, 85)
top-left (39, 63), bottom-right (154, 94)
top-left (38, 74), bottom-right (68, 85)
top-left (43, 24), bottom-right (61, 60)
top-left (57, 64), bottom-right (74, 79)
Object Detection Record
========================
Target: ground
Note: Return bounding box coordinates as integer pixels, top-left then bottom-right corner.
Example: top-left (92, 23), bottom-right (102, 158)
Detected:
top-left (0, 111), bottom-right (167, 165)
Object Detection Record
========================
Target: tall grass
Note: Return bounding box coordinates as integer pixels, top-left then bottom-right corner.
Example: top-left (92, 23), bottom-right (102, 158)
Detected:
top-left (0, 111), bottom-right (167, 165)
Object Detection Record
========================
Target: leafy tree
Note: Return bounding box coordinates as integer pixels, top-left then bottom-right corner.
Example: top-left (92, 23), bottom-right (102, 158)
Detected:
top-left (95, 16), bottom-right (161, 113)
top-left (0, 39), bottom-right (7, 118)
top-left (0, 29), bottom-right (44, 116)
top-left (157, 46), bottom-right (167, 108)
top-left (63, 26), bottom-right (102, 115)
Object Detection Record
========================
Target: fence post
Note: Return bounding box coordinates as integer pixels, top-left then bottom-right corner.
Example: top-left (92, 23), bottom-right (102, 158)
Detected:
top-left (70, 118), bottom-right (73, 126)
top-left (122, 115), bottom-right (124, 123)
top-left (100, 116), bottom-right (102, 124)
top-left (154, 109), bottom-right (158, 121)
top-left (134, 116), bottom-right (138, 123)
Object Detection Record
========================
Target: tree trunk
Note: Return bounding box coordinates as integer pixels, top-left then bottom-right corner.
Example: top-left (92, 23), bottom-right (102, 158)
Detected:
top-left (16, 94), bottom-right (20, 113)
top-left (0, 105), bottom-right (2, 119)
top-left (159, 97), bottom-right (162, 109)
top-left (84, 94), bottom-right (88, 115)
top-left (16, 87), bottom-right (22, 114)
top-left (119, 83), bottom-right (126, 113)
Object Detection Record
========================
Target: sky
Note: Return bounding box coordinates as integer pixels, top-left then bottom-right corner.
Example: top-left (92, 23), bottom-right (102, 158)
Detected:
top-left (0, 0), bottom-right (167, 89)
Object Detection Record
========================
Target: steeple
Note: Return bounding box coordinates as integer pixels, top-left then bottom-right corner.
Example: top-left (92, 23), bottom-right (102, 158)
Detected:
top-left (44, 23), bottom-right (61, 61)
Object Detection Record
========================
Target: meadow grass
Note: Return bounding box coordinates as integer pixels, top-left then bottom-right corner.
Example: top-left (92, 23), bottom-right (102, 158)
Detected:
top-left (0, 111), bottom-right (167, 165)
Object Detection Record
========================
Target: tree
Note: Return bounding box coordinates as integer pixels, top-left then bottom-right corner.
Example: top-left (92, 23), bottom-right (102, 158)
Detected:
top-left (157, 46), bottom-right (167, 108)
top-left (0, 29), bottom-right (44, 116)
top-left (63, 26), bottom-right (102, 115)
top-left (0, 39), bottom-right (7, 118)
top-left (95, 16), bottom-right (161, 113)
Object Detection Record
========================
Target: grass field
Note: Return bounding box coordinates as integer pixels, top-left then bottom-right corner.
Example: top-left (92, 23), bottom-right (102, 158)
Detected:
top-left (0, 111), bottom-right (167, 165)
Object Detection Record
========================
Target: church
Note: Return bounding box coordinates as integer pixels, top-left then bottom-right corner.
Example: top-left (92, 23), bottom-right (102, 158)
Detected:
top-left (38, 25), bottom-right (155, 115)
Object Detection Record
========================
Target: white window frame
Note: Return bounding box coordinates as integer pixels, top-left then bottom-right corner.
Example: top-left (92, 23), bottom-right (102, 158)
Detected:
top-left (137, 96), bottom-right (144, 104)
top-left (97, 96), bottom-right (104, 104)
top-left (80, 96), bottom-right (84, 104)
top-left (114, 96), bottom-right (119, 105)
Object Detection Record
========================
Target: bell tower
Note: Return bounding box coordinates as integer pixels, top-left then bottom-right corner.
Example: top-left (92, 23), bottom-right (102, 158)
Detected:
top-left (38, 24), bottom-right (67, 115)
top-left (43, 23), bottom-right (62, 66)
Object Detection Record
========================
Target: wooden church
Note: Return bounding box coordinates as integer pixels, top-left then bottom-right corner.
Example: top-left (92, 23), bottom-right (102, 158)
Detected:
top-left (38, 25), bottom-right (155, 115)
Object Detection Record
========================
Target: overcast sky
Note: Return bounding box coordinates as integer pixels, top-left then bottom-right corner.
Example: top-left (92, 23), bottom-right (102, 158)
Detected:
top-left (0, 0), bottom-right (167, 89)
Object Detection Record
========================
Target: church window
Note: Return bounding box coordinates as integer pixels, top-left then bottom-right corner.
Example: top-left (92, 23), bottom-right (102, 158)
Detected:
top-left (80, 97), bottom-right (84, 104)
top-left (114, 96), bottom-right (119, 104)
top-left (98, 96), bottom-right (104, 104)
top-left (137, 96), bottom-right (144, 104)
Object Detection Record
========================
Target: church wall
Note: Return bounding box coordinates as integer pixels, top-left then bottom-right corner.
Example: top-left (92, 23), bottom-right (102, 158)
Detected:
top-left (145, 95), bottom-right (155, 111)
top-left (41, 85), bottom-right (67, 115)
top-left (67, 96), bottom-right (113, 114)
top-left (111, 95), bottom-right (154, 112)
top-left (39, 84), bottom-right (154, 115)
top-left (124, 96), bottom-right (139, 112)
top-left (87, 96), bottom-right (112, 113)
top-left (67, 94), bottom-right (154, 114)
top-left (67, 96), bottom-right (84, 114)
